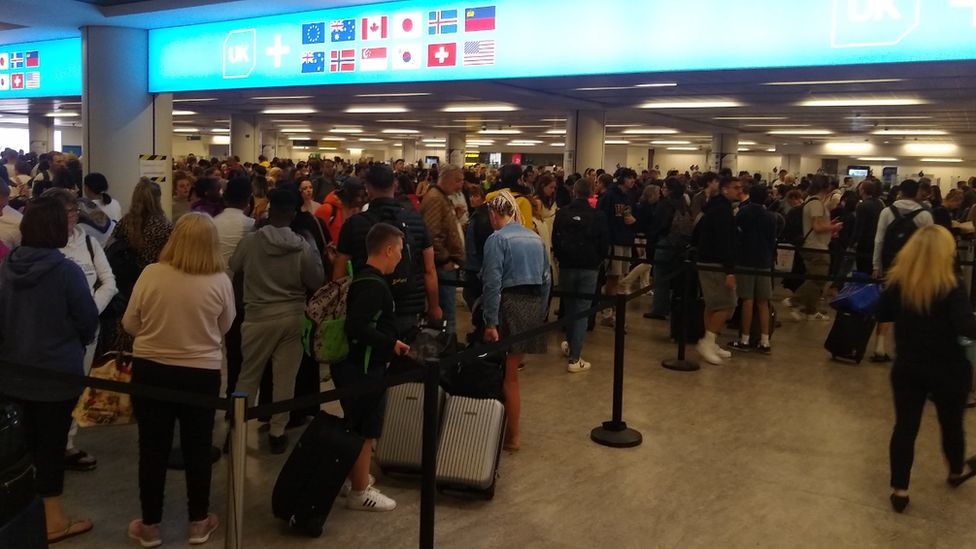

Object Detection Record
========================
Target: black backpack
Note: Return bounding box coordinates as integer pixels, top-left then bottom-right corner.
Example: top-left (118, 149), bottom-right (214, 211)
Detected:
top-left (781, 198), bottom-right (818, 247)
top-left (881, 206), bottom-right (924, 271)
top-left (553, 207), bottom-right (599, 267)
top-left (363, 206), bottom-right (415, 303)
top-left (0, 399), bottom-right (33, 525)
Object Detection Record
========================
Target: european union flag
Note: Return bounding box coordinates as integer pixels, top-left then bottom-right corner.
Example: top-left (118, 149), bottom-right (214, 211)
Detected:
top-left (301, 51), bottom-right (325, 73)
top-left (303, 22), bottom-right (325, 44)
top-left (331, 19), bottom-right (356, 42)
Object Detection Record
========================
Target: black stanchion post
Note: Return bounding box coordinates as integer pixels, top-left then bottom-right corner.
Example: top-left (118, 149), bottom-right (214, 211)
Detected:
top-left (226, 392), bottom-right (247, 549)
top-left (591, 293), bottom-right (643, 448)
top-left (662, 259), bottom-right (700, 372)
top-left (419, 358), bottom-right (439, 549)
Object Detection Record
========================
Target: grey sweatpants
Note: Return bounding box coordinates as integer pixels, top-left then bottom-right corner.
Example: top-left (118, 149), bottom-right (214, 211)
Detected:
top-left (235, 313), bottom-right (306, 437)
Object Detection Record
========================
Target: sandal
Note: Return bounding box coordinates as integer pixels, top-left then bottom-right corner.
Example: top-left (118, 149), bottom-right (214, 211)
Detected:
top-left (869, 353), bottom-right (892, 363)
top-left (48, 519), bottom-right (93, 544)
top-left (64, 449), bottom-right (98, 472)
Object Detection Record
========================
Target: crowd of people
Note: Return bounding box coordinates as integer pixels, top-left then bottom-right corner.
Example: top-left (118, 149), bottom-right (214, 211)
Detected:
top-left (3, 143), bottom-right (976, 544)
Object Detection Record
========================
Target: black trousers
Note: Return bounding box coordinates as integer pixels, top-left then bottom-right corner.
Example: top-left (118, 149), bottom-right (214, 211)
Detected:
top-left (889, 361), bottom-right (972, 490)
top-left (132, 359), bottom-right (220, 524)
top-left (10, 397), bottom-right (75, 497)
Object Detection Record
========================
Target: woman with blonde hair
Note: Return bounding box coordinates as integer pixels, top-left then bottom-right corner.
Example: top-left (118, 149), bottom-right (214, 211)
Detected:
top-left (124, 212), bottom-right (235, 546)
top-left (878, 224), bottom-right (976, 513)
top-left (481, 190), bottom-right (550, 451)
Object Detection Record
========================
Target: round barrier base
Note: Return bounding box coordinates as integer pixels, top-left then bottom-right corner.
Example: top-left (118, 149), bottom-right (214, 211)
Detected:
top-left (662, 359), bottom-right (701, 372)
top-left (591, 421), bottom-right (643, 448)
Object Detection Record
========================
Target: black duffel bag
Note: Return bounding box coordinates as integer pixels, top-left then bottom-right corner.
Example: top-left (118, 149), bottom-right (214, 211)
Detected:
top-left (441, 347), bottom-right (505, 401)
top-left (1, 399), bottom-right (34, 527)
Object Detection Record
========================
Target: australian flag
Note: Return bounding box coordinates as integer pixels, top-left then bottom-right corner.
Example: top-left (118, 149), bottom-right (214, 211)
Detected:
top-left (301, 51), bottom-right (325, 73)
top-left (331, 19), bottom-right (356, 42)
top-left (303, 22), bottom-right (325, 44)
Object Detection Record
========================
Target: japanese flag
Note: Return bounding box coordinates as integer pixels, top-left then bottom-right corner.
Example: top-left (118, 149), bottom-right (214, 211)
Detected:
top-left (361, 16), bottom-right (388, 40)
top-left (392, 44), bottom-right (420, 70)
top-left (0, 53), bottom-right (7, 71)
top-left (393, 13), bottom-right (422, 39)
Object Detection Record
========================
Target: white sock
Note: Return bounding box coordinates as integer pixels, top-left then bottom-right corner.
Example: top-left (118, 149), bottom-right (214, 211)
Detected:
top-left (760, 334), bottom-right (770, 346)
top-left (740, 334), bottom-right (750, 345)
top-left (703, 331), bottom-right (717, 346)
top-left (875, 335), bottom-right (886, 355)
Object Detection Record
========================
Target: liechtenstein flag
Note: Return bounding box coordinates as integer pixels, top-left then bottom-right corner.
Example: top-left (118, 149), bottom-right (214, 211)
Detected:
top-left (464, 6), bottom-right (495, 32)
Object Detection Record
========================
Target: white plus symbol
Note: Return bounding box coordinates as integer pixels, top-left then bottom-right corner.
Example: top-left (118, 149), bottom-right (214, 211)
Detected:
top-left (265, 34), bottom-right (290, 68)
top-left (434, 46), bottom-right (449, 64)
top-left (951, 0), bottom-right (976, 25)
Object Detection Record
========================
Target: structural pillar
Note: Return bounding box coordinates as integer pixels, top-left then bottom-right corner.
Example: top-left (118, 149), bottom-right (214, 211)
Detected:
top-left (564, 110), bottom-right (605, 174)
top-left (402, 139), bottom-right (417, 164)
top-left (447, 133), bottom-right (465, 167)
top-left (82, 26), bottom-right (172, 214)
top-left (28, 115), bottom-right (54, 155)
top-left (710, 133), bottom-right (738, 174)
top-left (231, 114), bottom-right (260, 163)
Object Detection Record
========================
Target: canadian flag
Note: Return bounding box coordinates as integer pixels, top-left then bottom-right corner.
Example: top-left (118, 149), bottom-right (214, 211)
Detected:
top-left (393, 13), bottom-right (422, 39)
top-left (361, 16), bottom-right (388, 40)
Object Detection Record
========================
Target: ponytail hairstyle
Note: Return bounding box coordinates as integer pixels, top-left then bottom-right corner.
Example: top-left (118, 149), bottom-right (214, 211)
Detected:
top-left (84, 172), bottom-right (112, 205)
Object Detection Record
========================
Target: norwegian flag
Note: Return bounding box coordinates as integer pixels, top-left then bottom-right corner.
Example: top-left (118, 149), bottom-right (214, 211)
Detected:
top-left (330, 49), bottom-right (355, 72)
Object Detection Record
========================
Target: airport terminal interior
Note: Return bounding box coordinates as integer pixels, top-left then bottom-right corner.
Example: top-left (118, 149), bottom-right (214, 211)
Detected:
top-left (1, 0), bottom-right (976, 547)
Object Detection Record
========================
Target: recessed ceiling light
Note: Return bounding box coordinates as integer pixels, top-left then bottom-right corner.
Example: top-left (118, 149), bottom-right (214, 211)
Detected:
top-left (766, 148), bottom-right (777, 152)
top-left (359, 138), bottom-right (384, 142)
top-left (262, 108), bottom-right (316, 114)
top-left (858, 157), bottom-right (899, 161)
top-left (640, 100), bottom-right (742, 109)
top-left (714, 116), bottom-right (787, 120)
top-left (667, 146), bottom-right (699, 151)
top-left (442, 103), bottom-right (518, 112)
top-left (319, 136), bottom-right (347, 141)
top-left (738, 140), bottom-right (757, 145)
top-left (173, 98), bottom-right (218, 103)
top-left (825, 142), bottom-right (874, 153)
top-left (767, 129), bottom-right (833, 135)
top-left (280, 128), bottom-right (312, 133)
top-left (287, 136), bottom-right (314, 141)
top-left (763, 78), bottom-right (902, 86)
top-left (172, 110), bottom-right (196, 115)
top-left (622, 128), bottom-right (678, 135)
top-left (871, 129), bottom-right (948, 136)
top-left (46, 112), bottom-right (78, 117)
top-left (422, 139), bottom-right (446, 143)
top-left (905, 143), bottom-right (957, 154)
top-left (330, 128), bottom-right (363, 133)
top-left (211, 128), bottom-right (230, 133)
top-left (381, 129), bottom-right (419, 134)
top-left (378, 119), bottom-right (421, 123)
top-left (545, 129), bottom-right (566, 135)
top-left (173, 128), bottom-right (199, 133)
top-left (798, 98), bottom-right (925, 107)
top-left (605, 140), bottom-right (631, 145)
top-left (920, 158), bottom-right (964, 163)
top-left (319, 147), bottom-right (337, 151)
top-left (252, 95), bottom-right (312, 100)
top-left (345, 106), bottom-right (409, 114)
top-left (844, 115), bottom-right (932, 120)
top-left (549, 143), bottom-right (565, 147)
top-left (467, 141), bottom-right (495, 146)
top-left (355, 92), bottom-right (431, 98)
top-left (651, 140), bottom-right (691, 145)
top-left (479, 129), bottom-right (521, 135)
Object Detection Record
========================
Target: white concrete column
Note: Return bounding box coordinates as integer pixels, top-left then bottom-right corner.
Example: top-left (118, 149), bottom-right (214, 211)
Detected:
top-left (230, 114), bottom-right (260, 163)
top-left (28, 115), bottom-right (53, 155)
top-left (447, 132), bottom-right (465, 167)
top-left (564, 110), bottom-right (605, 174)
top-left (780, 153), bottom-right (802, 175)
top-left (82, 26), bottom-right (172, 214)
top-left (401, 139), bottom-right (417, 164)
top-left (710, 133), bottom-right (738, 174)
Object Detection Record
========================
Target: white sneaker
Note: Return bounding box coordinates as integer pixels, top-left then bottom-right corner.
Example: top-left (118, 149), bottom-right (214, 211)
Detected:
top-left (567, 359), bottom-right (591, 373)
top-left (782, 297), bottom-right (794, 308)
top-left (695, 341), bottom-right (723, 365)
top-left (712, 344), bottom-right (732, 359)
top-left (790, 310), bottom-right (806, 321)
top-left (347, 486), bottom-right (396, 512)
top-left (808, 312), bottom-right (831, 321)
top-left (560, 341), bottom-right (570, 358)
top-left (340, 474), bottom-right (375, 497)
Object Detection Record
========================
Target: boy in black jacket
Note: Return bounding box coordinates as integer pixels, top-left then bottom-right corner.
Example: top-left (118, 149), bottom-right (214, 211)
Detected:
top-left (332, 223), bottom-right (410, 512)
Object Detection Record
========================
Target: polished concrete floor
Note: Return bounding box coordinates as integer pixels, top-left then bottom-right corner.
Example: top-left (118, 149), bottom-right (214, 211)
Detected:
top-left (58, 293), bottom-right (976, 548)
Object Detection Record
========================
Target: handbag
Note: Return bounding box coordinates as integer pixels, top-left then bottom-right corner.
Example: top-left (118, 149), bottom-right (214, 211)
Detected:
top-left (829, 272), bottom-right (881, 315)
top-left (71, 352), bottom-right (134, 427)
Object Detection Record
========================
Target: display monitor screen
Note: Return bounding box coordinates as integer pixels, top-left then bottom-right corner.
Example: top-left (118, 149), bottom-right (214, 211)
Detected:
top-left (848, 166), bottom-right (870, 177)
top-left (0, 38), bottom-right (82, 98)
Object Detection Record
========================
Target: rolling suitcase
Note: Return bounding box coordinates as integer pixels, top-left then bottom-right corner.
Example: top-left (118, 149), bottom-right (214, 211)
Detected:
top-left (272, 412), bottom-right (363, 538)
top-left (375, 382), bottom-right (444, 474)
top-left (435, 395), bottom-right (505, 499)
top-left (825, 311), bottom-right (876, 363)
top-left (729, 301), bottom-right (777, 344)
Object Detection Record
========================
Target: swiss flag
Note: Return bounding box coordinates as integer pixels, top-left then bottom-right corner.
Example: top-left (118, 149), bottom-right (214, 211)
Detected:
top-left (362, 16), bottom-right (388, 40)
top-left (393, 13), bottom-right (422, 38)
top-left (427, 43), bottom-right (456, 68)
top-left (10, 73), bottom-right (23, 89)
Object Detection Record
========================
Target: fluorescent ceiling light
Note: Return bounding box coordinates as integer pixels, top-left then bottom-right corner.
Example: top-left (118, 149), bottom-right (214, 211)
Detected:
top-left (359, 138), bottom-right (384, 142)
top-left (667, 146), bottom-right (699, 151)
top-left (251, 95), bottom-right (312, 100)
top-left (319, 136), bottom-right (347, 141)
top-left (355, 92), bottom-right (431, 98)
top-left (763, 78), bottom-right (902, 86)
top-left (262, 108), bottom-right (316, 114)
top-left (576, 82), bottom-right (676, 91)
top-left (798, 98), bottom-right (925, 107)
top-left (651, 140), bottom-right (691, 145)
top-left (640, 100), bottom-right (742, 109)
top-left (287, 136), bottom-right (314, 140)
top-left (825, 142), bottom-right (873, 154)
top-left (545, 129), bottom-right (566, 135)
top-left (345, 106), bottom-right (409, 114)
top-left (172, 110), bottom-right (196, 115)
top-left (173, 128), bottom-right (199, 133)
top-left (858, 157), bottom-right (899, 161)
top-left (319, 147), bottom-right (337, 151)
top-left (381, 129), bottom-right (419, 134)
top-left (378, 119), bottom-right (421, 123)
top-left (738, 140), bottom-right (757, 145)
top-left (715, 116), bottom-right (787, 120)
top-left (622, 128), bottom-right (678, 135)
top-left (768, 129), bottom-right (833, 135)
top-left (605, 124), bottom-right (641, 128)
top-left (540, 118), bottom-right (566, 122)
top-left (844, 115), bottom-right (932, 120)
top-left (422, 139), bottom-right (446, 143)
top-left (605, 140), bottom-right (631, 145)
top-left (746, 124), bottom-right (810, 127)
top-left (904, 143), bottom-right (957, 154)
top-left (921, 158), bottom-right (964, 163)
top-left (211, 128), bottom-right (230, 133)
top-left (550, 143), bottom-right (565, 147)
top-left (467, 141), bottom-right (495, 146)
top-left (280, 128), bottom-right (312, 133)
top-left (442, 103), bottom-right (518, 112)
top-left (635, 82), bottom-right (678, 88)
top-left (479, 129), bottom-right (521, 135)
top-left (173, 98), bottom-right (217, 103)
top-left (872, 129), bottom-right (948, 136)
top-left (433, 125), bottom-right (470, 128)
top-left (212, 135), bottom-right (230, 145)
top-left (766, 148), bottom-right (777, 152)
top-left (46, 112), bottom-right (78, 117)
top-left (330, 128), bottom-right (363, 133)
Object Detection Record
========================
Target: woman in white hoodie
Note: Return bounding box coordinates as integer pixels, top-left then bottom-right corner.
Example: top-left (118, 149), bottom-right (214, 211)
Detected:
top-left (41, 188), bottom-right (118, 472)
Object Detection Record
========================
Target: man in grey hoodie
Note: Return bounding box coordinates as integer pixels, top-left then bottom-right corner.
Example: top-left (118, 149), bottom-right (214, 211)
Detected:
top-left (230, 189), bottom-right (324, 454)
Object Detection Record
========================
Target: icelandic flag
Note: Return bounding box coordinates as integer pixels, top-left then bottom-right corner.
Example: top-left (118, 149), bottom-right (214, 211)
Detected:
top-left (330, 19), bottom-right (356, 42)
top-left (330, 49), bottom-right (355, 72)
top-left (392, 44), bottom-right (420, 70)
top-left (361, 16), bottom-right (388, 40)
top-left (301, 51), bottom-right (325, 73)
top-left (464, 6), bottom-right (496, 32)
top-left (25, 71), bottom-right (39, 89)
top-left (302, 23), bottom-right (325, 44)
top-left (428, 9), bottom-right (458, 35)
top-left (360, 47), bottom-right (388, 71)
top-left (25, 51), bottom-right (38, 68)
top-left (9, 52), bottom-right (23, 69)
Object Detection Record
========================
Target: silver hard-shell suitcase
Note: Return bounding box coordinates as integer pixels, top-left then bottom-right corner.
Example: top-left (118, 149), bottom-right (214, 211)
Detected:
top-left (435, 395), bottom-right (505, 499)
top-left (375, 382), bottom-right (444, 473)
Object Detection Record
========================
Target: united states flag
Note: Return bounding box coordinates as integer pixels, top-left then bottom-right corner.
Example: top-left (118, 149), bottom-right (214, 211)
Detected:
top-left (25, 72), bottom-right (39, 89)
top-left (463, 40), bottom-right (495, 66)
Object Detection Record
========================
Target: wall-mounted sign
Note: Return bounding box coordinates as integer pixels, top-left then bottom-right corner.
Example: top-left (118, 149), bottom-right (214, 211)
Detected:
top-left (0, 38), bottom-right (82, 98)
top-left (149, 0), bottom-right (976, 93)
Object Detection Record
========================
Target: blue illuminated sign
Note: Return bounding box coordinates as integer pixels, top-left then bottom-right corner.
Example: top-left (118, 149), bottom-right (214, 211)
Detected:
top-left (148, 0), bottom-right (976, 93)
top-left (0, 38), bottom-right (82, 98)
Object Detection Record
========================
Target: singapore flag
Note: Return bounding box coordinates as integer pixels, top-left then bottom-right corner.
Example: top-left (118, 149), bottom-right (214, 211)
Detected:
top-left (393, 13), bottom-right (422, 39)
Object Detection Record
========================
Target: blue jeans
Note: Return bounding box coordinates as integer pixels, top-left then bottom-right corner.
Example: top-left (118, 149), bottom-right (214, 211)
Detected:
top-left (650, 246), bottom-right (676, 317)
top-left (560, 268), bottom-right (599, 362)
top-left (438, 268), bottom-right (459, 337)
